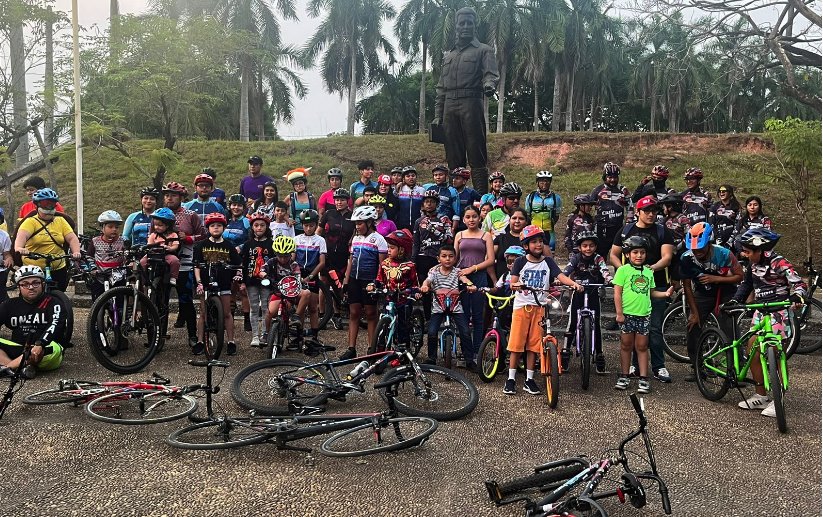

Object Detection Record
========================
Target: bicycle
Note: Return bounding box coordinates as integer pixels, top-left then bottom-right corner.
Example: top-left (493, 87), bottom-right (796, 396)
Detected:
top-left (565, 283), bottom-right (609, 391)
top-left (521, 285), bottom-right (563, 408)
top-left (23, 372), bottom-right (172, 406)
top-left (317, 270), bottom-right (349, 331)
top-left (231, 337), bottom-right (478, 422)
top-left (168, 375), bottom-right (437, 455)
top-left (484, 394), bottom-right (672, 517)
top-left (432, 288), bottom-right (463, 369)
top-left (197, 260), bottom-right (241, 360)
top-left (694, 299), bottom-right (795, 433)
top-left (21, 252), bottom-right (75, 346)
top-left (262, 275), bottom-right (306, 359)
top-left (476, 289), bottom-right (515, 383)
top-left (795, 258), bottom-right (821, 354)
top-left (0, 340), bottom-right (34, 421)
top-left (370, 287), bottom-right (425, 359)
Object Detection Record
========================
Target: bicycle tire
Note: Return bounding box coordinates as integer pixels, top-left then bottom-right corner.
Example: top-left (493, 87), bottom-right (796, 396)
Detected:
top-left (493, 464), bottom-right (588, 498)
top-left (372, 316), bottom-right (392, 354)
top-left (542, 340), bottom-right (560, 409)
top-left (443, 331), bottom-right (454, 369)
top-left (267, 320), bottom-right (282, 360)
top-left (409, 308), bottom-right (425, 358)
top-left (379, 363), bottom-right (478, 421)
top-left (147, 275), bottom-right (169, 351)
top-left (795, 298), bottom-right (821, 354)
top-left (23, 382), bottom-right (106, 405)
top-left (694, 328), bottom-right (732, 401)
top-left (478, 335), bottom-right (500, 383)
top-left (782, 309), bottom-right (803, 360)
top-left (204, 295), bottom-right (224, 360)
top-left (661, 301), bottom-right (690, 363)
top-left (767, 346), bottom-right (787, 433)
top-left (319, 416), bottom-right (438, 457)
top-left (166, 416), bottom-right (271, 450)
top-left (84, 389), bottom-right (197, 425)
top-left (87, 286), bottom-right (161, 375)
top-left (316, 278), bottom-right (335, 331)
top-left (49, 289), bottom-right (74, 346)
top-left (231, 358), bottom-right (327, 415)
top-left (581, 317), bottom-right (592, 390)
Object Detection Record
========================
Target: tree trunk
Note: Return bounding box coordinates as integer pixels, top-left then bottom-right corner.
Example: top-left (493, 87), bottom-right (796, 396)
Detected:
top-left (44, 7), bottom-right (55, 150)
top-left (533, 73), bottom-right (540, 132)
top-left (565, 67), bottom-right (575, 131)
top-left (496, 58), bottom-right (507, 133)
top-left (649, 88), bottom-right (657, 132)
top-left (10, 14), bottom-right (29, 166)
top-left (31, 123), bottom-right (57, 191)
top-left (240, 62), bottom-right (250, 141)
top-left (418, 41), bottom-right (427, 134)
top-left (256, 68), bottom-right (265, 141)
top-left (109, 0), bottom-right (119, 57)
top-left (588, 95), bottom-right (595, 131)
top-left (347, 41), bottom-right (357, 135)
top-left (551, 67), bottom-right (561, 131)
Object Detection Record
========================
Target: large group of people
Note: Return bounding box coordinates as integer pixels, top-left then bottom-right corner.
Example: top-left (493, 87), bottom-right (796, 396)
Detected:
top-left (0, 158), bottom-right (810, 419)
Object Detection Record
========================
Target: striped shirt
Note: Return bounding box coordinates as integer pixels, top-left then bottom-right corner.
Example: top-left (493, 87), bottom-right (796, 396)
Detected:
top-left (350, 232), bottom-right (388, 281)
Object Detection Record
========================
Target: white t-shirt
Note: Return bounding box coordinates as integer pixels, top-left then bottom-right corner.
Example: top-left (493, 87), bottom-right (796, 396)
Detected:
top-left (269, 221), bottom-right (295, 238)
top-left (0, 230), bottom-right (10, 272)
top-left (511, 255), bottom-right (563, 309)
top-left (294, 233), bottom-right (327, 272)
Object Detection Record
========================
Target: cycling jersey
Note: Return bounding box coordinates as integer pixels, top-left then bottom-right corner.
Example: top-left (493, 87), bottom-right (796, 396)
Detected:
top-left (319, 208), bottom-right (354, 257)
top-left (456, 187), bottom-right (481, 216)
top-left (632, 181), bottom-right (675, 202)
top-left (87, 235), bottom-right (127, 269)
top-left (184, 198), bottom-right (225, 223)
top-left (223, 217), bottom-right (250, 248)
top-left (524, 190), bottom-right (562, 233)
top-left (564, 212), bottom-right (595, 253)
top-left (412, 213), bottom-right (452, 259)
top-left (481, 208), bottom-right (510, 237)
top-left (350, 232), bottom-right (388, 281)
top-left (0, 294), bottom-right (67, 351)
top-left (252, 201), bottom-right (276, 220)
top-left (708, 201), bottom-right (740, 248)
top-left (171, 207), bottom-right (206, 271)
top-left (729, 213), bottom-right (772, 250)
top-left (679, 245), bottom-right (737, 298)
top-left (590, 184), bottom-right (632, 229)
top-left (318, 188), bottom-right (353, 213)
top-left (123, 211), bottom-right (152, 247)
top-left (294, 233), bottom-right (327, 274)
top-left (732, 252), bottom-right (807, 303)
top-left (480, 192), bottom-right (501, 207)
top-left (562, 252), bottom-right (612, 284)
top-left (422, 182), bottom-right (461, 221)
top-left (396, 185), bottom-right (426, 230)
top-left (663, 213), bottom-right (691, 253)
top-left (211, 188), bottom-right (226, 207)
top-left (680, 186), bottom-right (712, 225)
top-left (350, 180), bottom-right (377, 202)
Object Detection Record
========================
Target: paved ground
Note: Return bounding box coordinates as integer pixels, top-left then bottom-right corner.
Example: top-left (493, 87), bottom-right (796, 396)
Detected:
top-left (1, 306), bottom-right (820, 516)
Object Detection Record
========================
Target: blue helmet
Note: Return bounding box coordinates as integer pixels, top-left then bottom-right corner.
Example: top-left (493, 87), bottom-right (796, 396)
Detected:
top-left (504, 245), bottom-right (526, 257)
top-left (32, 188), bottom-right (59, 203)
top-left (150, 207), bottom-right (176, 224)
top-left (686, 222), bottom-right (713, 250)
top-left (739, 227), bottom-right (780, 251)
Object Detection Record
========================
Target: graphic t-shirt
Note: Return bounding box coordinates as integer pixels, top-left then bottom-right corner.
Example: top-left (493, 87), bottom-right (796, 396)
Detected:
top-left (294, 233), bottom-right (327, 274)
top-left (511, 256), bottom-right (563, 310)
top-left (241, 237), bottom-right (273, 287)
top-left (270, 221), bottom-right (295, 238)
top-left (193, 239), bottom-right (242, 290)
top-left (426, 266), bottom-right (463, 313)
top-left (613, 264), bottom-right (656, 317)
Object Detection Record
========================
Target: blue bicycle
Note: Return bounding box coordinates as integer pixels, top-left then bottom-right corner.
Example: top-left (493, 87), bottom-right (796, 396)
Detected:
top-left (370, 287), bottom-right (425, 357)
top-left (433, 288), bottom-right (462, 370)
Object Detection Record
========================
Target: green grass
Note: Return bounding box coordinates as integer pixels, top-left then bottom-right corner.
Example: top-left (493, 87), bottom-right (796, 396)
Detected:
top-left (6, 131), bottom-right (820, 266)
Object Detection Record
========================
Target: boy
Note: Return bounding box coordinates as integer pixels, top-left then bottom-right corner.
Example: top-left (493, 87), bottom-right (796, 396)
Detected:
top-left (613, 236), bottom-right (675, 394)
top-left (87, 210), bottom-right (128, 301)
top-left (505, 225), bottom-right (582, 395)
top-left (349, 159), bottom-right (377, 202)
top-left (270, 201), bottom-right (295, 238)
top-left (294, 209), bottom-right (326, 340)
top-left (564, 194), bottom-right (595, 255)
top-left (354, 185), bottom-right (377, 207)
top-left (423, 165), bottom-right (461, 230)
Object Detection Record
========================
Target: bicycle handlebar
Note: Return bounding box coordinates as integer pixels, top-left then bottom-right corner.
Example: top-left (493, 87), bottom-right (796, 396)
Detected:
top-left (721, 300), bottom-right (792, 313)
top-left (25, 252), bottom-right (76, 262)
top-left (479, 289), bottom-right (515, 309)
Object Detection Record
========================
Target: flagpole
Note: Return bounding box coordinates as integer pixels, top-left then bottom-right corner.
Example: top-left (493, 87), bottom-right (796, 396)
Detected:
top-left (71, 0), bottom-right (84, 231)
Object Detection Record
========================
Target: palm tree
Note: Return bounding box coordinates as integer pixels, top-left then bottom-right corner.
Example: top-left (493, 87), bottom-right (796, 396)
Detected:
top-left (303, 0), bottom-right (396, 135)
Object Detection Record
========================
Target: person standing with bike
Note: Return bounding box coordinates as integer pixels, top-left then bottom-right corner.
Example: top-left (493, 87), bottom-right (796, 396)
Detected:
top-left (369, 229), bottom-right (419, 351)
top-left (240, 212), bottom-right (274, 347)
top-left (524, 170), bottom-right (562, 253)
top-left (728, 228), bottom-right (806, 418)
top-left (294, 209), bottom-right (326, 340)
top-left (678, 222), bottom-right (743, 381)
top-left (14, 188), bottom-right (82, 292)
top-left (123, 187), bottom-right (160, 247)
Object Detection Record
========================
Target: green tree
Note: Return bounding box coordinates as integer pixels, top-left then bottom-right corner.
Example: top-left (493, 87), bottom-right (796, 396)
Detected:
top-left (355, 65), bottom-right (434, 133)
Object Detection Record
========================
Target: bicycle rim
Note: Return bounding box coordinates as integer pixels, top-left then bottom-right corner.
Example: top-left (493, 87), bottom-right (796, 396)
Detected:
top-left (443, 332), bottom-right (454, 369)
top-left (581, 318), bottom-right (592, 390)
top-left (85, 389), bottom-right (197, 425)
top-left (379, 364), bottom-right (478, 421)
top-left (661, 302), bottom-right (690, 363)
top-left (23, 383), bottom-right (106, 405)
top-left (231, 359), bottom-right (327, 415)
top-left (372, 316), bottom-right (392, 354)
top-left (795, 298), bottom-right (821, 354)
top-left (694, 328), bottom-right (731, 401)
top-left (267, 321), bottom-right (281, 360)
top-left (543, 341), bottom-right (560, 409)
top-left (478, 335), bottom-right (500, 383)
top-left (767, 347), bottom-right (787, 433)
top-left (166, 417), bottom-right (271, 450)
top-left (205, 296), bottom-right (224, 360)
top-left (409, 309), bottom-right (425, 358)
top-left (319, 416), bottom-right (438, 457)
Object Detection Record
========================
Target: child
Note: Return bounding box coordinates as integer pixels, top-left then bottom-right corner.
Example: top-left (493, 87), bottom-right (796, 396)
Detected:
top-left (479, 201), bottom-right (493, 222)
top-left (240, 211), bottom-right (273, 348)
top-left (193, 212), bottom-right (243, 356)
top-left (420, 245), bottom-right (474, 365)
top-left (270, 201), bottom-right (295, 238)
top-left (480, 171), bottom-right (505, 207)
top-left (564, 194), bottom-right (595, 255)
top-left (562, 231), bottom-right (613, 374)
top-left (284, 168), bottom-right (316, 235)
top-left (412, 189), bottom-right (454, 317)
top-left (491, 245), bottom-right (525, 329)
top-left (504, 225), bottom-right (582, 395)
top-left (422, 165), bottom-right (461, 230)
top-left (369, 195), bottom-right (397, 236)
top-left (141, 208), bottom-right (180, 285)
top-left (87, 210), bottom-right (128, 301)
top-left (224, 194), bottom-right (251, 249)
top-left (368, 229), bottom-right (418, 350)
top-left (263, 235), bottom-right (312, 350)
top-left (294, 209), bottom-right (326, 339)
top-left (613, 236), bottom-right (675, 394)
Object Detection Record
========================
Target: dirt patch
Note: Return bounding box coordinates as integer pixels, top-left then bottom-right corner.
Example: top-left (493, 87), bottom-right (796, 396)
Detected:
top-left (502, 142), bottom-right (583, 168)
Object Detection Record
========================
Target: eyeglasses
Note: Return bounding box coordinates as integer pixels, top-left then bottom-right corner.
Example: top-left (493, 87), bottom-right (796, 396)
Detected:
top-left (506, 196), bottom-right (521, 201)
top-left (18, 280), bottom-right (43, 289)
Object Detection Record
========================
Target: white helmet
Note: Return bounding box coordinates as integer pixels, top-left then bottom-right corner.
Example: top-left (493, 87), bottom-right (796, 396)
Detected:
top-left (536, 170), bottom-right (553, 180)
top-left (98, 210), bottom-right (123, 224)
top-left (15, 265), bottom-right (45, 285)
top-left (350, 205), bottom-right (378, 222)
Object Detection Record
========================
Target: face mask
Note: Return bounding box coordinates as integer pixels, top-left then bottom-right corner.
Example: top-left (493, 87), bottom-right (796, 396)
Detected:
top-left (38, 208), bottom-right (56, 216)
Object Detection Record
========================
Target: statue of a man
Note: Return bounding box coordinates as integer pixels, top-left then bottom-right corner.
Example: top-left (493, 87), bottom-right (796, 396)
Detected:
top-left (433, 6), bottom-right (499, 194)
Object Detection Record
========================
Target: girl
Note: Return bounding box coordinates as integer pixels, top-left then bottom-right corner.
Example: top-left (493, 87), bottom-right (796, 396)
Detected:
top-left (240, 212), bottom-right (273, 348)
top-left (318, 168), bottom-right (349, 215)
top-left (141, 208), bottom-right (180, 285)
top-left (731, 195), bottom-right (772, 253)
top-left (369, 229), bottom-right (418, 351)
top-left (376, 174), bottom-right (399, 220)
top-left (709, 184), bottom-right (740, 249)
top-left (369, 195), bottom-right (397, 237)
top-left (224, 194), bottom-right (251, 249)
top-left (480, 171), bottom-right (505, 207)
top-left (253, 181), bottom-right (279, 219)
top-left (453, 205), bottom-right (495, 371)
top-left (564, 194), bottom-right (595, 255)
top-left (284, 168), bottom-right (316, 235)
top-left (479, 201), bottom-right (494, 224)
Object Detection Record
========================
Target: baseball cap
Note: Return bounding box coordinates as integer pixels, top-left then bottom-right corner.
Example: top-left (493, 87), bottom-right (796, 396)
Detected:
top-left (248, 156), bottom-right (263, 165)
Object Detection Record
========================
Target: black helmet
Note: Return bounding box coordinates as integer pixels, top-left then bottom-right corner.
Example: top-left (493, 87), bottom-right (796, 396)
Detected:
top-left (499, 182), bottom-right (522, 197)
top-left (299, 209), bottom-right (320, 224)
top-left (140, 187), bottom-right (161, 199)
top-left (227, 194), bottom-right (247, 206)
top-left (739, 228), bottom-right (780, 251)
top-left (622, 235), bottom-right (649, 255)
top-left (660, 193), bottom-right (684, 210)
top-left (332, 188), bottom-right (350, 199)
top-left (573, 194), bottom-right (593, 206)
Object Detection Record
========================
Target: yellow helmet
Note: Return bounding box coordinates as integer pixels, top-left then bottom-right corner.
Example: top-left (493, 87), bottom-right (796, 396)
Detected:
top-left (272, 235), bottom-right (296, 255)
top-left (368, 195), bottom-right (387, 205)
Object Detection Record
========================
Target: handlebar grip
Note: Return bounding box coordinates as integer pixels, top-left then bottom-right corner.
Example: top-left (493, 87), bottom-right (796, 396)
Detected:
top-left (629, 393), bottom-right (643, 417)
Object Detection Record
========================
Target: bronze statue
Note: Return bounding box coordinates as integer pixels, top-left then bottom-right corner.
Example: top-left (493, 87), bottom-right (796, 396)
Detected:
top-left (432, 6), bottom-right (499, 194)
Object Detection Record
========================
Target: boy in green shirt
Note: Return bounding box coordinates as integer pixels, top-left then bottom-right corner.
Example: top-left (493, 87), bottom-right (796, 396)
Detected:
top-left (613, 236), bottom-right (674, 393)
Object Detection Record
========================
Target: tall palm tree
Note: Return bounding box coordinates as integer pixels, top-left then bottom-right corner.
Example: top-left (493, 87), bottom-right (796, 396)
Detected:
top-left (303, 0), bottom-right (396, 135)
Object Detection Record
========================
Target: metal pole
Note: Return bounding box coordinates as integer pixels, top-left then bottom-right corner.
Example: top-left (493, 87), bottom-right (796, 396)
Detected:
top-left (71, 0), bottom-right (84, 230)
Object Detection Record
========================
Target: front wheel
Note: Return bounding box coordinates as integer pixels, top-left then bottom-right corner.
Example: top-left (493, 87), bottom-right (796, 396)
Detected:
top-left (166, 417), bottom-right (271, 450)
top-left (478, 334), bottom-right (500, 383)
top-left (441, 331), bottom-right (454, 369)
top-left (581, 317), bottom-right (592, 391)
top-left (379, 363), bottom-right (478, 421)
top-left (266, 320), bottom-right (282, 360)
top-left (766, 346), bottom-right (787, 433)
top-left (231, 359), bottom-right (327, 415)
top-left (541, 339), bottom-right (560, 409)
top-left (409, 308), bottom-right (425, 358)
top-left (84, 389), bottom-right (197, 425)
top-left (694, 328), bottom-right (732, 402)
top-left (372, 316), bottom-right (392, 353)
top-left (204, 295), bottom-right (224, 360)
top-left (661, 301), bottom-right (690, 363)
top-left (319, 416), bottom-right (438, 457)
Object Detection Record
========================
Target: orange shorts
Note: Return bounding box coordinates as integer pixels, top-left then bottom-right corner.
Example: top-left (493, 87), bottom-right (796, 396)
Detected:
top-left (507, 306), bottom-right (544, 354)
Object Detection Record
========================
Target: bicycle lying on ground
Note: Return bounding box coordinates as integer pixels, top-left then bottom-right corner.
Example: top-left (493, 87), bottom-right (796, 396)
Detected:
top-left (484, 394), bottom-right (672, 516)
top-left (0, 340), bottom-right (34, 421)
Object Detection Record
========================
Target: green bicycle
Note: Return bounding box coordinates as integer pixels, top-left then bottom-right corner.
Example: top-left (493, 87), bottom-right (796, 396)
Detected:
top-left (694, 299), bottom-right (794, 433)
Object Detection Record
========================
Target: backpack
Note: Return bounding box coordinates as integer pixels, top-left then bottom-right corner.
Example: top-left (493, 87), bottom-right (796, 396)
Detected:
top-left (526, 191), bottom-right (560, 220)
top-left (289, 192), bottom-right (317, 222)
top-left (619, 222), bottom-right (666, 271)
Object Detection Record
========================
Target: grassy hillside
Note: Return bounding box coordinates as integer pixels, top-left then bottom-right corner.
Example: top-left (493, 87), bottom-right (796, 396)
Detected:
top-left (5, 132), bottom-right (820, 266)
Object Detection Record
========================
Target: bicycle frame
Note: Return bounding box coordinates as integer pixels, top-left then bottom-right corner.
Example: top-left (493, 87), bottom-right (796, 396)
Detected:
top-left (435, 290), bottom-right (461, 363)
top-left (0, 341), bottom-right (33, 420)
top-left (483, 291), bottom-right (513, 349)
top-left (573, 284), bottom-right (606, 357)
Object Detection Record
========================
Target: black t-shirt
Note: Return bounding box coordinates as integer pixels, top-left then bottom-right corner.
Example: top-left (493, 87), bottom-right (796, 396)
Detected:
top-left (612, 223), bottom-right (674, 287)
top-left (0, 295), bottom-right (67, 356)
top-left (493, 231), bottom-right (521, 279)
top-left (240, 237), bottom-right (274, 286)
top-left (193, 239), bottom-right (242, 290)
top-left (320, 208), bottom-right (354, 256)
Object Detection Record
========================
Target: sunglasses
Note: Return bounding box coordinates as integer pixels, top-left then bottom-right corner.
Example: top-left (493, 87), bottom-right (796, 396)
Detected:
top-left (506, 196), bottom-right (521, 201)
top-left (37, 202), bottom-right (57, 209)
top-left (718, 188), bottom-right (728, 193)
top-left (639, 207), bottom-right (659, 213)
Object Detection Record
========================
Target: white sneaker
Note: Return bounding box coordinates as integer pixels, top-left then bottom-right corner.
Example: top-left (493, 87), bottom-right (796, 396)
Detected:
top-left (738, 393), bottom-right (770, 410)
top-left (761, 401), bottom-right (777, 418)
top-left (250, 336), bottom-right (260, 348)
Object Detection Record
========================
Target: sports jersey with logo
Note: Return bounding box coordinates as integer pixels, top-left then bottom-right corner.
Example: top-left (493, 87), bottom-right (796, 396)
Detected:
top-left (350, 232), bottom-right (388, 281)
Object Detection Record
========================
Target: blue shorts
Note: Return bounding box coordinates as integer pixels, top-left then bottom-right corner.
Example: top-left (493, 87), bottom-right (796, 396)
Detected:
top-left (620, 315), bottom-right (650, 335)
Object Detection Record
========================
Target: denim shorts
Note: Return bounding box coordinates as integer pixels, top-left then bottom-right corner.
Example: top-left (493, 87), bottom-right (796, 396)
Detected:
top-left (620, 314), bottom-right (650, 335)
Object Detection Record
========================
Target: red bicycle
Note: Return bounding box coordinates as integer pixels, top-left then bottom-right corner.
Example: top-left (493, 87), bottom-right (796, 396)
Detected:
top-left (263, 275), bottom-right (304, 359)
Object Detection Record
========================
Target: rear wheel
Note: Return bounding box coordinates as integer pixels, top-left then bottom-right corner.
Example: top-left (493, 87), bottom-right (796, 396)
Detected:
top-left (661, 301), bottom-right (690, 363)
top-left (166, 417), bottom-right (271, 450)
top-left (541, 340), bottom-right (560, 409)
top-left (379, 364), bottom-right (478, 421)
top-left (231, 359), bottom-right (327, 415)
top-left (409, 309), bottom-right (425, 358)
top-left (694, 328), bottom-right (732, 401)
top-left (795, 298), bottom-right (821, 354)
top-left (783, 309), bottom-right (803, 359)
top-left (48, 289), bottom-right (74, 346)
top-left (319, 416), bottom-right (438, 457)
top-left (581, 318), bottom-right (592, 391)
top-left (478, 335), bottom-right (500, 383)
top-left (204, 295), bottom-right (224, 360)
top-left (84, 389), bottom-right (197, 424)
top-left (766, 346), bottom-right (787, 433)
top-left (23, 382), bottom-right (105, 405)
top-left (442, 331), bottom-right (454, 369)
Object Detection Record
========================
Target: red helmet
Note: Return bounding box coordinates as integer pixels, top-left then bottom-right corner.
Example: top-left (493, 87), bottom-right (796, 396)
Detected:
top-left (684, 167), bottom-right (704, 180)
top-left (651, 165), bottom-right (669, 179)
top-left (163, 181), bottom-right (188, 196)
top-left (248, 211), bottom-right (271, 224)
top-left (451, 167), bottom-right (471, 179)
top-left (377, 174), bottom-right (393, 186)
top-left (194, 173), bottom-right (214, 186)
top-left (204, 212), bottom-right (227, 227)
top-left (386, 229), bottom-right (414, 257)
top-left (520, 225), bottom-right (545, 245)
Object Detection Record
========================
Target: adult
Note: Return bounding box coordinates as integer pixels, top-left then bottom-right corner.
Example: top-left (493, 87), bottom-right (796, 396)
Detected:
top-left (708, 184), bottom-right (740, 248)
top-left (252, 181), bottom-right (279, 220)
top-left (318, 188), bottom-right (355, 289)
top-left (284, 168), bottom-right (317, 235)
top-left (395, 166), bottom-right (425, 231)
top-left (376, 174), bottom-right (399, 221)
top-left (14, 188), bottom-right (81, 291)
top-left (451, 167), bottom-right (481, 229)
top-left (123, 187), bottom-right (160, 247)
top-left (482, 182), bottom-right (522, 238)
top-left (423, 164), bottom-right (461, 228)
top-left (729, 195), bottom-right (773, 253)
top-left (680, 167), bottom-right (712, 225)
top-left (591, 162), bottom-right (633, 260)
top-left (184, 173), bottom-right (225, 223)
top-left (432, 6), bottom-right (499, 194)
top-left (239, 155), bottom-right (275, 206)
top-left (609, 195), bottom-right (675, 383)
top-left (201, 167), bottom-right (226, 207)
top-left (0, 266), bottom-right (66, 377)
top-left (492, 207), bottom-right (528, 281)
top-left (349, 160), bottom-right (377, 202)
top-left (318, 168), bottom-right (351, 215)
top-left (18, 176), bottom-right (64, 221)
top-left (632, 165), bottom-right (676, 202)
top-left (524, 170), bottom-right (562, 252)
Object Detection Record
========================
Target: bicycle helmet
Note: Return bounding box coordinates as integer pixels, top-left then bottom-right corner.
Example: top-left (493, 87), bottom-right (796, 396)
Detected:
top-left (368, 195), bottom-right (387, 205)
top-left (451, 167), bottom-right (471, 179)
top-left (499, 182), bottom-right (522, 198)
top-left (686, 222), bottom-right (713, 250)
top-left (227, 194), bottom-right (247, 206)
top-left (98, 210), bottom-right (123, 224)
top-left (193, 173), bottom-right (213, 186)
top-left (684, 167), bottom-right (704, 180)
top-left (390, 166), bottom-right (403, 175)
top-left (150, 207), bottom-right (176, 224)
top-left (377, 174), bottom-right (393, 186)
top-left (659, 193), bottom-right (684, 211)
top-left (739, 227), bottom-right (780, 251)
top-left (163, 181), bottom-right (188, 196)
top-left (272, 235), bottom-right (296, 255)
top-left (351, 205), bottom-right (379, 222)
top-left (423, 189), bottom-right (440, 200)
top-left (32, 188), bottom-right (59, 203)
top-left (431, 164), bottom-right (449, 174)
top-left (573, 194), bottom-right (594, 205)
top-left (385, 229), bottom-right (413, 257)
top-left (327, 167), bottom-right (343, 179)
top-left (575, 230), bottom-right (598, 247)
top-left (520, 224), bottom-right (544, 245)
top-left (488, 171), bottom-right (505, 183)
top-left (332, 187), bottom-right (350, 199)
top-left (248, 211), bottom-right (271, 224)
top-left (204, 212), bottom-right (227, 227)
top-left (298, 209), bottom-right (319, 224)
top-left (402, 165), bottom-right (417, 176)
top-left (504, 245), bottom-right (526, 257)
top-left (287, 168), bottom-right (310, 184)
top-left (602, 162), bottom-right (621, 180)
top-left (201, 167), bottom-right (217, 178)
top-left (651, 165), bottom-right (670, 179)
top-left (621, 235), bottom-right (649, 255)
top-left (536, 170), bottom-right (553, 181)
top-left (140, 186), bottom-right (161, 199)
top-left (14, 265), bottom-right (45, 285)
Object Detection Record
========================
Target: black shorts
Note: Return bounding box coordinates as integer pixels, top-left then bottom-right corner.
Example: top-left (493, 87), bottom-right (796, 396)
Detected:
top-left (347, 278), bottom-right (377, 306)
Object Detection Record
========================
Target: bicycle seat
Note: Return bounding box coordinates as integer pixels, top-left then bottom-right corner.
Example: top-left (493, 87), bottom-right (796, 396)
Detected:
top-left (188, 359), bottom-right (230, 368)
top-left (303, 340), bottom-right (336, 357)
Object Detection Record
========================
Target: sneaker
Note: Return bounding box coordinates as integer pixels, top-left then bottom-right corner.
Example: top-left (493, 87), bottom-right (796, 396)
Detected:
top-left (227, 341), bottom-right (237, 356)
top-left (738, 393), bottom-right (770, 410)
top-left (637, 379), bottom-right (651, 394)
top-left (503, 378), bottom-right (517, 395)
top-left (188, 336), bottom-right (198, 349)
top-left (169, 277), bottom-right (177, 286)
top-left (524, 378), bottom-right (541, 395)
top-left (761, 401), bottom-right (777, 418)
top-left (614, 377), bottom-right (631, 390)
top-left (339, 347), bottom-right (357, 360)
top-left (603, 319), bottom-right (619, 331)
top-left (653, 367), bottom-right (672, 383)
top-left (560, 348), bottom-right (571, 371)
top-left (628, 365), bottom-right (637, 378)
top-left (192, 341), bottom-right (205, 355)
top-left (595, 354), bottom-right (607, 374)
top-left (250, 336), bottom-right (260, 348)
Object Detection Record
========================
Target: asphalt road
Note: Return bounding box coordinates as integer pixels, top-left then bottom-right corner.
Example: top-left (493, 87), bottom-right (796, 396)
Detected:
top-left (1, 307), bottom-right (820, 516)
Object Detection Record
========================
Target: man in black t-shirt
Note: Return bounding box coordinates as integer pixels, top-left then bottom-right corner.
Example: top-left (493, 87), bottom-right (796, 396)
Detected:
top-left (609, 195), bottom-right (675, 383)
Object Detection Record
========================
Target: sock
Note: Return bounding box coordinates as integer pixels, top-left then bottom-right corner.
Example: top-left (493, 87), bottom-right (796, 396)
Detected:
top-left (508, 368), bottom-right (517, 380)
top-left (526, 369), bottom-right (534, 380)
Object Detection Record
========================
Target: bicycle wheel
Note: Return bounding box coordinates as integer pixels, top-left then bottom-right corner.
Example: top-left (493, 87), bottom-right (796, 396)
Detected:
top-left (204, 295), bottom-right (224, 360)
top-left (766, 346), bottom-right (787, 433)
top-left (23, 382), bottom-right (106, 405)
top-left (581, 318), bottom-right (592, 391)
top-left (166, 416), bottom-right (271, 450)
top-left (266, 320), bottom-right (282, 360)
top-left (542, 340), bottom-right (560, 408)
top-left (379, 363), bottom-right (478, 421)
top-left (85, 389), bottom-right (197, 425)
top-left (491, 464), bottom-right (588, 499)
top-left (694, 328), bottom-right (732, 401)
top-left (795, 298), bottom-right (821, 354)
top-left (409, 308), bottom-right (425, 358)
top-left (49, 289), bottom-right (74, 346)
top-left (478, 335), bottom-right (500, 383)
top-left (661, 301), bottom-right (690, 363)
top-left (442, 331), bottom-right (454, 369)
top-left (320, 416), bottom-right (438, 457)
top-left (316, 278), bottom-right (335, 331)
top-left (231, 358), bottom-right (328, 415)
top-left (781, 309), bottom-right (804, 359)
top-left (372, 316), bottom-right (392, 353)
top-left (87, 286), bottom-right (161, 375)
